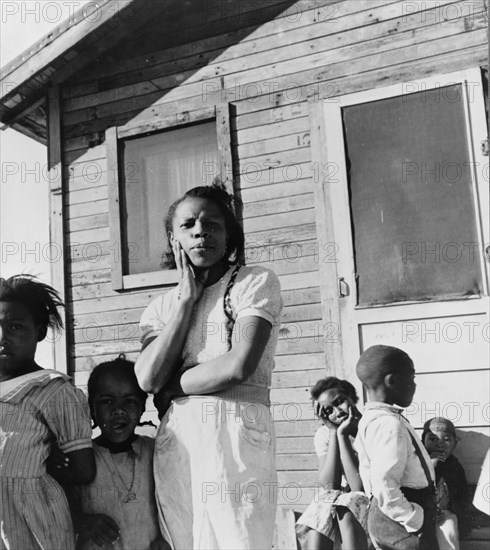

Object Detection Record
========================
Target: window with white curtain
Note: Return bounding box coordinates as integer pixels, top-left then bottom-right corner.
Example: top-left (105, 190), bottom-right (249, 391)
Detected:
top-left (120, 122), bottom-right (219, 275)
top-left (106, 105), bottom-right (234, 290)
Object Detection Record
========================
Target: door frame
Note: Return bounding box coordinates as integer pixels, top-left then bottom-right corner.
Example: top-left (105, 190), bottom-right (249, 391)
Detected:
top-left (308, 68), bottom-right (489, 380)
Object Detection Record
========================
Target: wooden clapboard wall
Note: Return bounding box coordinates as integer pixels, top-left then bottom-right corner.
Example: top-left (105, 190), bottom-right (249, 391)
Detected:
top-left (56, 0), bottom-right (488, 509)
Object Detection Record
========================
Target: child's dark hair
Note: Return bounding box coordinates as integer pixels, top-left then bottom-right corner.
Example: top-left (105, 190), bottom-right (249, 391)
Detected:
top-left (161, 180), bottom-right (245, 269)
top-left (311, 377), bottom-right (359, 405)
top-left (0, 274), bottom-right (64, 339)
top-left (87, 354), bottom-right (147, 426)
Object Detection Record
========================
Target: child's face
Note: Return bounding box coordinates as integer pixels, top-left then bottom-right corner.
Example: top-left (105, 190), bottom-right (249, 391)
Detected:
top-left (389, 361), bottom-right (417, 408)
top-left (317, 388), bottom-right (354, 426)
top-left (92, 372), bottom-right (145, 444)
top-left (423, 423), bottom-right (457, 460)
top-left (0, 301), bottom-right (41, 377)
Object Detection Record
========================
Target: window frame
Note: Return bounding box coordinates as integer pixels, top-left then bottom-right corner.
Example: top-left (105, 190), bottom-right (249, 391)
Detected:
top-left (106, 104), bottom-right (234, 291)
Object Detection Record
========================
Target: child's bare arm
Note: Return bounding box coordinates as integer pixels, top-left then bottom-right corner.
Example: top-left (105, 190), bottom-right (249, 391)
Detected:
top-left (316, 421), bottom-right (342, 489)
top-left (47, 447), bottom-right (95, 485)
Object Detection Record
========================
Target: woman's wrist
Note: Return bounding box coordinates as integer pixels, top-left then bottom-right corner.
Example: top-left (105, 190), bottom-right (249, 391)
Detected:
top-left (177, 294), bottom-right (196, 310)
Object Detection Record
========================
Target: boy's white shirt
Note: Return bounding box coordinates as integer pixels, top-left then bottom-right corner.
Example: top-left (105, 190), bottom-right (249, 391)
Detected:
top-left (354, 402), bottom-right (436, 533)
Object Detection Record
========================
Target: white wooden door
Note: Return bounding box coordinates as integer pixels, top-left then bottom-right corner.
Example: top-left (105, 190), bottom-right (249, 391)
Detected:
top-left (310, 69), bottom-right (489, 481)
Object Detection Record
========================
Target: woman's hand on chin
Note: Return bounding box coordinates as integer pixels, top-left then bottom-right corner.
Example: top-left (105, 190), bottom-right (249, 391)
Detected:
top-left (174, 241), bottom-right (209, 304)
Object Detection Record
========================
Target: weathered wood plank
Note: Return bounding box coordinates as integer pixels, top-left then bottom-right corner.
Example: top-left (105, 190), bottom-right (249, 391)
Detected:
top-left (223, 19), bottom-right (487, 90)
top-left (66, 227), bottom-right (110, 246)
top-left (68, 254), bottom-right (111, 274)
top-left (67, 199), bottom-right (108, 219)
top-left (66, 186), bottom-right (108, 205)
top-left (272, 368), bottom-right (326, 389)
top-left (64, 159), bottom-right (107, 182)
top-left (68, 213), bottom-right (109, 233)
top-left (275, 419), bottom-right (317, 438)
top-left (275, 335), bottom-right (324, 355)
top-left (281, 303), bottom-right (322, 323)
top-left (242, 208), bottom-right (314, 233)
top-left (276, 454), bottom-right (317, 471)
top-left (237, 162), bottom-right (313, 191)
top-left (67, 1), bottom-right (397, 88)
top-left (281, 287), bottom-right (321, 307)
top-left (233, 116), bottom-right (309, 147)
top-left (247, 240), bottom-right (321, 274)
top-left (232, 45), bottom-right (487, 117)
top-left (274, 353), bottom-right (325, 373)
top-left (62, 4), bottom-right (485, 120)
top-left (241, 178), bottom-right (313, 203)
top-left (63, 0), bottom-right (458, 112)
top-left (237, 133), bottom-right (311, 160)
top-left (64, 143), bottom-right (106, 166)
top-left (234, 104), bottom-right (308, 132)
top-left (65, 0), bottom-right (323, 86)
top-left (70, 307), bottom-right (144, 329)
top-left (61, 43), bottom-right (486, 141)
top-left (66, 173), bottom-right (107, 193)
top-left (62, 0), bottom-right (397, 100)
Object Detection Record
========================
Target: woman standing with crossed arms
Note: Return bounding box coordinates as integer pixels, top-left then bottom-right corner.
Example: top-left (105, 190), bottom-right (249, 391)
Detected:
top-left (135, 183), bottom-right (283, 549)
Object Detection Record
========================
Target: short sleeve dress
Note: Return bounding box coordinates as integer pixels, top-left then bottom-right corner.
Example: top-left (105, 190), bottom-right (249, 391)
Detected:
top-left (296, 425), bottom-right (370, 546)
top-left (139, 265), bottom-right (282, 550)
top-left (0, 370), bottom-right (93, 550)
top-left (71, 436), bottom-right (162, 550)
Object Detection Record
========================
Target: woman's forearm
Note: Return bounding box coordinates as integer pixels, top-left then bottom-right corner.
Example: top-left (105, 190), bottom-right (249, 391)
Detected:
top-left (176, 350), bottom-right (251, 394)
top-left (337, 434), bottom-right (363, 491)
top-left (135, 299), bottom-right (194, 393)
top-left (171, 316), bottom-right (271, 395)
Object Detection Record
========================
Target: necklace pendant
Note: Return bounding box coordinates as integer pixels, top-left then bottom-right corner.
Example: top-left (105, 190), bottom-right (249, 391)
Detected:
top-left (124, 491), bottom-right (137, 503)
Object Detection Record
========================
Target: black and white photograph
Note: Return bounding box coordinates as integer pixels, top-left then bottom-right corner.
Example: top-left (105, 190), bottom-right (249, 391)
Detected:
top-left (1, 1), bottom-right (489, 549)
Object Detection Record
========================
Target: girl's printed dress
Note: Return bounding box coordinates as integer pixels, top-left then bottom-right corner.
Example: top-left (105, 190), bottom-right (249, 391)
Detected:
top-left (296, 425), bottom-right (370, 546)
top-left (71, 436), bottom-right (162, 550)
top-left (140, 265), bottom-right (283, 550)
top-left (0, 370), bottom-right (92, 550)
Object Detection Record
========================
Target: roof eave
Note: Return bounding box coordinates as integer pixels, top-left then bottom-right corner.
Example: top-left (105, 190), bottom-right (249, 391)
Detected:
top-left (0, 0), bottom-right (139, 141)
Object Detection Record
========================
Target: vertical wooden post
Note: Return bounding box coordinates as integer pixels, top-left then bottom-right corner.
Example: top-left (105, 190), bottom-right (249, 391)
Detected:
top-left (47, 85), bottom-right (68, 373)
top-left (308, 98), bottom-right (345, 378)
top-left (106, 126), bottom-right (124, 290)
top-left (216, 103), bottom-right (234, 195)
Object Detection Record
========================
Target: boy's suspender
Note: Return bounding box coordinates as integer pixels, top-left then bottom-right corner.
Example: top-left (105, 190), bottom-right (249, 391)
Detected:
top-left (361, 410), bottom-right (434, 489)
top-left (405, 429), bottom-right (436, 492)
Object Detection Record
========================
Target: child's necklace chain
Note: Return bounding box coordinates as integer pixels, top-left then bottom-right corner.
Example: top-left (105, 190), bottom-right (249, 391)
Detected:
top-left (104, 448), bottom-right (137, 503)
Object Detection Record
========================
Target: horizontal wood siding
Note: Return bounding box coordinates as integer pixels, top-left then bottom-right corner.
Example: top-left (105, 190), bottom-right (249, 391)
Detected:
top-left (58, 0), bottom-right (488, 508)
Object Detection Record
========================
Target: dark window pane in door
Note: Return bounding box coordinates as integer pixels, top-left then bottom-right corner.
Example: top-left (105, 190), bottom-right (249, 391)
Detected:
top-left (343, 85), bottom-right (482, 305)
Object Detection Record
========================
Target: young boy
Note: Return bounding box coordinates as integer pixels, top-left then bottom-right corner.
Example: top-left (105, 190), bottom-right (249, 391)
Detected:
top-left (354, 345), bottom-right (439, 550)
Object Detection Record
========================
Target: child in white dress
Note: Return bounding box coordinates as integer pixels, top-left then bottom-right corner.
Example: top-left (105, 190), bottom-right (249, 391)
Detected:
top-left (296, 377), bottom-right (369, 550)
top-left (70, 356), bottom-right (169, 550)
